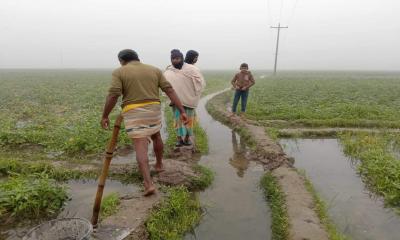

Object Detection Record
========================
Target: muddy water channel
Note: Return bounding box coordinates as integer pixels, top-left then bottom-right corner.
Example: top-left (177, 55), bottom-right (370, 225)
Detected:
top-left (1, 180), bottom-right (136, 240)
top-left (280, 138), bottom-right (400, 240)
top-left (185, 93), bottom-right (271, 240)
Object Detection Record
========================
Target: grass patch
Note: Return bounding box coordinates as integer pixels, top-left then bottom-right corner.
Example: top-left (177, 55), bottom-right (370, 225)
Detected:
top-left (265, 127), bottom-right (280, 141)
top-left (100, 192), bottom-right (120, 219)
top-left (0, 70), bottom-right (231, 160)
top-left (189, 165), bottom-right (214, 191)
top-left (0, 158), bottom-right (144, 185)
top-left (0, 158), bottom-right (96, 181)
top-left (109, 166), bottom-right (143, 184)
top-left (260, 172), bottom-right (289, 240)
top-left (301, 171), bottom-right (350, 240)
top-left (244, 72), bottom-right (400, 128)
top-left (146, 187), bottom-right (201, 240)
top-left (201, 71), bottom-right (232, 96)
top-left (339, 132), bottom-right (400, 209)
top-left (0, 173), bottom-right (68, 219)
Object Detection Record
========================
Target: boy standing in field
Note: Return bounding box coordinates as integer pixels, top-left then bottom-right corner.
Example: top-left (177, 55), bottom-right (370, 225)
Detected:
top-left (231, 63), bottom-right (255, 115)
top-left (101, 49), bottom-right (188, 196)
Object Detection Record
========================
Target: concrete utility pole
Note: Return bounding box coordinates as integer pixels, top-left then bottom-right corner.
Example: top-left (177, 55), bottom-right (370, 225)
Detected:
top-left (271, 23), bottom-right (288, 75)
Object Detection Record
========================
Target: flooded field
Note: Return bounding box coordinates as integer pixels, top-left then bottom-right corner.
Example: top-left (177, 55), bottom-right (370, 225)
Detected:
top-left (1, 179), bottom-right (137, 240)
top-left (185, 93), bottom-right (271, 240)
top-left (280, 138), bottom-right (400, 240)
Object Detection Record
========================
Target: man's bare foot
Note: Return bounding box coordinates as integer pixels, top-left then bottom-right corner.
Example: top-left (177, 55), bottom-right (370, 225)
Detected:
top-left (143, 186), bottom-right (156, 197)
top-left (153, 163), bottom-right (165, 173)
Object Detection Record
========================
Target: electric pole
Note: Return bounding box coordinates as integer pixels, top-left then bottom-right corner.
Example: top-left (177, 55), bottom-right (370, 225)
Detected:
top-left (271, 23), bottom-right (288, 75)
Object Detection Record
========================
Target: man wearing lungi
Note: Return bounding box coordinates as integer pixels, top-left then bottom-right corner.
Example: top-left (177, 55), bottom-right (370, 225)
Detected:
top-left (164, 49), bottom-right (205, 147)
top-left (101, 49), bottom-right (188, 196)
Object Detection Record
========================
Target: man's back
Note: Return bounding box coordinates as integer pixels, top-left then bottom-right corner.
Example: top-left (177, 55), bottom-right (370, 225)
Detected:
top-left (109, 61), bottom-right (171, 107)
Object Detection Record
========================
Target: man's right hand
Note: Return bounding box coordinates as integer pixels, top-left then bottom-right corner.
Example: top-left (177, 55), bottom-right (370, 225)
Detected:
top-left (180, 112), bottom-right (189, 125)
top-left (101, 117), bottom-right (110, 130)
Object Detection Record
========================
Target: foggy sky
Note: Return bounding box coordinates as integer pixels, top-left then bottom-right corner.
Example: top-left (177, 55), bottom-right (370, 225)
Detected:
top-left (0, 0), bottom-right (399, 70)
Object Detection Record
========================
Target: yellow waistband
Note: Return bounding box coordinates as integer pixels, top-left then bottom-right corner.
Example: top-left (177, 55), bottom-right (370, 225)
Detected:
top-left (122, 101), bottom-right (160, 113)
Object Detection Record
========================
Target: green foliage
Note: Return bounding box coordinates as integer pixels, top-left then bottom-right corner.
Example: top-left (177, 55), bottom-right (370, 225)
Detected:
top-left (0, 70), bottom-right (232, 157)
top-left (146, 187), bottom-right (201, 240)
top-left (109, 166), bottom-right (143, 184)
top-left (0, 70), bottom-right (130, 156)
top-left (245, 72), bottom-right (400, 128)
top-left (201, 71), bottom-right (232, 96)
top-left (301, 171), bottom-right (350, 240)
top-left (260, 173), bottom-right (289, 240)
top-left (339, 132), bottom-right (400, 209)
top-left (265, 127), bottom-right (280, 141)
top-left (0, 173), bottom-right (68, 219)
top-left (0, 158), bottom-right (95, 181)
top-left (189, 165), bottom-right (214, 191)
top-left (100, 193), bottom-right (120, 219)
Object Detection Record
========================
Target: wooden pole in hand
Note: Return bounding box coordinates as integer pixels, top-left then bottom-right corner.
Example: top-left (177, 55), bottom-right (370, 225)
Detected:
top-left (91, 115), bottom-right (123, 227)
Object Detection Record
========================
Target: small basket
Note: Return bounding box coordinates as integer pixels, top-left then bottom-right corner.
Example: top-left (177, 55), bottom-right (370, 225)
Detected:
top-left (23, 217), bottom-right (93, 240)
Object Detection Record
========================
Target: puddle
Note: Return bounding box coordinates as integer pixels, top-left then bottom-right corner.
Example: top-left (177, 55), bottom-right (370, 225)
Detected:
top-left (185, 92), bottom-right (271, 239)
top-left (1, 179), bottom-right (137, 240)
top-left (280, 138), bottom-right (400, 240)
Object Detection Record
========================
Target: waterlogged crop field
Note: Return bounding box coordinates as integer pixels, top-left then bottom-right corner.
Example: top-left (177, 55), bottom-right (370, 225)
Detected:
top-left (0, 70), bottom-right (123, 158)
top-left (0, 69), bottom-right (230, 161)
top-left (247, 71), bottom-right (400, 128)
top-left (243, 72), bottom-right (400, 211)
top-left (339, 132), bottom-right (400, 209)
top-left (0, 69), bottom-right (230, 231)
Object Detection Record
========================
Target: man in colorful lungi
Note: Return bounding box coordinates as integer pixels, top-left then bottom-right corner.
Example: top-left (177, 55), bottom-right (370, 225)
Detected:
top-left (101, 49), bottom-right (188, 196)
top-left (164, 49), bottom-right (205, 147)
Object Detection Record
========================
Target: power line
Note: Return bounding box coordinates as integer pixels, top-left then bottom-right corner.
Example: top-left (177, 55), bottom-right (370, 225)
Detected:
top-left (266, 0), bottom-right (274, 26)
top-left (288, 0), bottom-right (299, 25)
top-left (279, 0), bottom-right (284, 23)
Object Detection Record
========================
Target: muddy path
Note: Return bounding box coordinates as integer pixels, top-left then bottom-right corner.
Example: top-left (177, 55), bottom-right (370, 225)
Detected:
top-left (206, 91), bottom-right (330, 240)
top-left (185, 92), bottom-right (272, 239)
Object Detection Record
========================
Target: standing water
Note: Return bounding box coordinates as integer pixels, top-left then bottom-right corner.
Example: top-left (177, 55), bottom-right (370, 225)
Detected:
top-left (280, 138), bottom-right (400, 240)
top-left (185, 92), bottom-right (271, 239)
top-left (1, 180), bottom-right (137, 240)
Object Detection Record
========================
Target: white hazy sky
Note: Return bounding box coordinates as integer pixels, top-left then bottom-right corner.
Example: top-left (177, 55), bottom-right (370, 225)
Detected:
top-left (0, 0), bottom-right (399, 70)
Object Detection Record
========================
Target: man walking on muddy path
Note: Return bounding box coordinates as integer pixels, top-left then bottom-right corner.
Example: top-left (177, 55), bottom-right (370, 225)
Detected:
top-left (101, 49), bottom-right (188, 196)
top-left (231, 63), bottom-right (255, 116)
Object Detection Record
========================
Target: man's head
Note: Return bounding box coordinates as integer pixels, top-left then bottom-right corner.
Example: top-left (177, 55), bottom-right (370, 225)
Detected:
top-left (118, 49), bottom-right (140, 65)
top-left (171, 49), bottom-right (184, 69)
top-left (240, 63), bottom-right (249, 71)
top-left (184, 50), bottom-right (199, 64)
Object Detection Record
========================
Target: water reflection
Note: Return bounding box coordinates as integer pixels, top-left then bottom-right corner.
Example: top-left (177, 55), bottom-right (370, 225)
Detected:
top-left (229, 131), bottom-right (250, 178)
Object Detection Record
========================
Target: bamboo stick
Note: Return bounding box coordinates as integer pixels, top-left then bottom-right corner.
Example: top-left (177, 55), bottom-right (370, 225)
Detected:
top-left (91, 115), bottom-right (123, 227)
